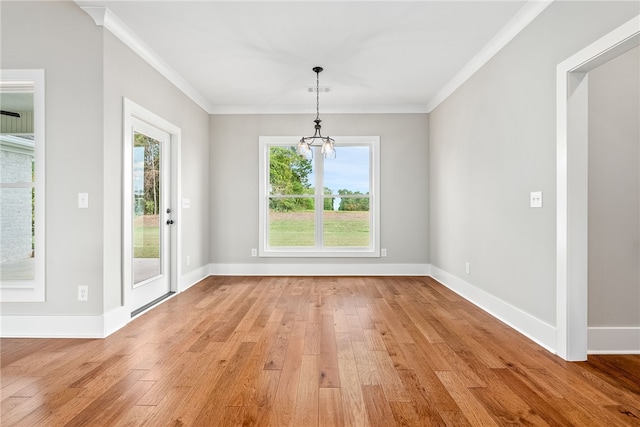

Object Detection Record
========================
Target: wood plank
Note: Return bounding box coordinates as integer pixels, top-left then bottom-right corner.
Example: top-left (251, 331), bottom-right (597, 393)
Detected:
top-left (319, 314), bottom-right (340, 388)
top-left (192, 341), bottom-right (257, 425)
top-left (1, 276), bottom-right (639, 427)
top-left (269, 338), bottom-right (305, 426)
top-left (336, 331), bottom-right (368, 426)
top-left (395, 368), bottom-right (448, 426)
top-left (435, 371), bottom-right (499, 426)
top-left (361, 384), bottom-right (397, 427)
top-left (372, 350), bottom-right (411, 402)
top-left (352, 341), bottom-right (381, 386)
top-left (292, 354), bottom-right (319, 426)
top-left (319, 387), bottom-right (344, 427)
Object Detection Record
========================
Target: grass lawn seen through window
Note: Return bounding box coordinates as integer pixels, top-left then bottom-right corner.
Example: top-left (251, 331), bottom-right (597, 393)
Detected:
top-left (133, 215), bottom-right (160, 258)
top-left (269, 210), bottom-right (369, 247)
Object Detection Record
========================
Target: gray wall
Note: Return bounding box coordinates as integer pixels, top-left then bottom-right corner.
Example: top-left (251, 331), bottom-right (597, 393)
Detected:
top-left (0, 1), bottom-right (210, 317)
top-left (1, 1), bottom-right (104, 315)
top-left (209, 114), bottom-right (429, 265)
top-left (588, 46), bottom-right (640, 327)
top-left (429, 1), bottom-right (639, 326)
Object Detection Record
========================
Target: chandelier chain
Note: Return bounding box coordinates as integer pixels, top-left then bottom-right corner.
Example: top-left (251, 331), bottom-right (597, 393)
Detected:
top-left (316, 70), bottom-right (320, 121)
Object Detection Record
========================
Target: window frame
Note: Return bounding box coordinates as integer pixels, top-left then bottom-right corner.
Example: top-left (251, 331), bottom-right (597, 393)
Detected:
top-left (0, 69), bottom-right (45, 302)
top-left (259, 136), bottom-right (380, 258)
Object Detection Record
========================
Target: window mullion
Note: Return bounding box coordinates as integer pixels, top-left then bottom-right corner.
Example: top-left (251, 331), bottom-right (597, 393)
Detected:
top-left (314, 147), bottom-right (324, 250)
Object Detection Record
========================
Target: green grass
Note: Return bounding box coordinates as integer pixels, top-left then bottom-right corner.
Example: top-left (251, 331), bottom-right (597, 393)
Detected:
top-left (132, 211), bottom-right (370, 255)
top-left (269, 210), bottom-right (369, 247)
top-left (133, 215), bottom-right (160, 258)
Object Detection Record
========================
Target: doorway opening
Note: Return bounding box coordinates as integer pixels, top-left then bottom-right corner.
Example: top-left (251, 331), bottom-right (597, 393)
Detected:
top-left (556, 16), bottom-right (639, 361)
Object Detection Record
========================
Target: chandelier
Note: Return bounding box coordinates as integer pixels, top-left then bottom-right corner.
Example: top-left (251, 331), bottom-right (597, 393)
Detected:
top-left (297, 66), bottom-right (336, 159)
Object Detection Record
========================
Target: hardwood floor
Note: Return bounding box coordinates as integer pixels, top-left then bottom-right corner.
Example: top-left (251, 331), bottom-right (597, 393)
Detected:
top-left (1, 276), bottom-right (639, 426)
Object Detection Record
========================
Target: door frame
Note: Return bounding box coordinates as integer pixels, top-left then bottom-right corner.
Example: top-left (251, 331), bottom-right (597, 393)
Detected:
top-left (123, 98), bottom-right (181, 313)
top-left (556, 15), bottom-right (639, 361)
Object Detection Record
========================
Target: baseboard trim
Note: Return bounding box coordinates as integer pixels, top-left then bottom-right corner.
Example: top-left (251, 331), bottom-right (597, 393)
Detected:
top-left (0, 314), bottom-right (105, 338)
top-left (208, 263), bottom-right (431, 276)
top-left (1, 267), bottom-right (213, 339)
top-left (180, 264), bottom-right (211, 291)
top-left (429, 265), bottom-right (557, 354)
top-left (588, 327), bottom-right (640, 354)
top-left (103, 305), bottom-right (129, 337)
top-left (2, 265), bottom-right (563, 348)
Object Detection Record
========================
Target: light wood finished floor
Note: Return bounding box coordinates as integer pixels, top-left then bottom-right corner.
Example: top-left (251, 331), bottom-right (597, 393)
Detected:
top-left (2, 276), bottom-right (639, 426)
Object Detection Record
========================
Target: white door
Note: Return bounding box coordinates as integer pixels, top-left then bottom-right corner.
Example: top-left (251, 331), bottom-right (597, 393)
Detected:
top-left (129, 117), bottom-right (173, 313)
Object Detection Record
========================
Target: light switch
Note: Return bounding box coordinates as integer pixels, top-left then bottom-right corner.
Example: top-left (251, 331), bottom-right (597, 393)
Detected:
top-left (78, 192), bottom-right (89, 209)
top-left (182, 198), bottom-right (191, 209)
top-left (530, 191), bottom-right (542, 208)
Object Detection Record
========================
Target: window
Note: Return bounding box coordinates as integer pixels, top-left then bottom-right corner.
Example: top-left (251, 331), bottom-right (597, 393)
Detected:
top-left (0, 70), bottom-right (45, 301)
top-left (259, 136), bottom-right (379, 257)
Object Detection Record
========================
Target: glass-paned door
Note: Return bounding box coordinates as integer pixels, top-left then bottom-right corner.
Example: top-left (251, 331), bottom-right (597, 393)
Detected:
top-left (129, 117), bottom-right (172, 312)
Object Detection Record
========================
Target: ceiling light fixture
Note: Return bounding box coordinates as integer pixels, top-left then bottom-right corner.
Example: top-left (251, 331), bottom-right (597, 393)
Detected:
top-left (297, 66), bottom-right (336, 159)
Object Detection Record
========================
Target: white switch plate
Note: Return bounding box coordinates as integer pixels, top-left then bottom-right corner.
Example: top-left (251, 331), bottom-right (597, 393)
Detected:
top-left (182, 198), bottom-right (191, 209)
top-left (530, 191), bottom-right (543, 208)
top-left (78, 192), bottom-right (89, 209)
top-left (465, 262), bottom-right (470, 275)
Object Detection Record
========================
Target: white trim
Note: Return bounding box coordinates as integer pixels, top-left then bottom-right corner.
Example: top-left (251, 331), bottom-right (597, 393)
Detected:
top-left (103, 305), bottom-right (130, 337)
top-left (259, 136), bottom-right (380, 258)
top-left (209, 104), bottom-right (429, 115)
top-left (122, 98), bottom-right (182, 314)
top-left (209, 263), bottom-right (431, 277)
top-left (1, 268), bottom-right (206, 338)
top-left (556, 15), bottom-right (640, 361)
top-left (588, 327), bottom-right (640, 354)
top-left (80, 6), bottom-right (214, 113)
top-left (180, 264), bottom-right (210, 292)
top-left (0, 315), bottom-right (105, 338)
top-left (0, 69), bottom-right (46, 302)
top-left (430, 265), bottom-right (557, 354)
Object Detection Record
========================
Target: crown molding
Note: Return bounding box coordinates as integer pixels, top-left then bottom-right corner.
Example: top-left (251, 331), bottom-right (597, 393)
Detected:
top-left (207, 103), bottom-right (429, 115)
top-left (80, 6), bottom-right (215, 113)
top-left (426, 0), bottom-right (554, 112)
top-left (79, 2), bottom-right (551, 115)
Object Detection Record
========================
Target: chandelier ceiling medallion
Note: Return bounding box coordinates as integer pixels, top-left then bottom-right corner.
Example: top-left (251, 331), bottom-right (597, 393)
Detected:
top-left (297, 66), bottom-right (336, 159)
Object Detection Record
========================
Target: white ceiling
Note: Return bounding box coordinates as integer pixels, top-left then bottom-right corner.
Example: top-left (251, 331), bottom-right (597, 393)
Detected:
top-left (75, 1), bottom-right (543, 114)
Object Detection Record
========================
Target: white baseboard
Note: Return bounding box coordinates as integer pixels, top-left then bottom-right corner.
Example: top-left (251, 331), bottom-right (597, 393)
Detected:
top-left (103, 305), bottom-right (130, 337)
top-left (1, 267), bottom-right (213, 339)
top-left (588, 327), bottom-right (640, 354)
top-left (2, 265), bottom-right (565, 350)
top-left (208, 263), bottom-right (431, 276)
top-left (180, 264), bottom-right (211, 291)
top-left (0, 314), bottom-right (105, 338)
top-left (429, 265), bottom-right (557, 354)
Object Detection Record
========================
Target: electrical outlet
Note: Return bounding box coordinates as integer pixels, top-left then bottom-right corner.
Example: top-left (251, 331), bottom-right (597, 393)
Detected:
top-left (465, 262), bottom-right (470, 275)
top-left (381, 248), bottom-right (387, 257)
top-left (530, 191), bottom-right (543, 208)
top-left (186, 255), bottom-right (191, 266)
top-left (78, 285), bottom-right (88, 301)
top-left (251, 248), bottom-right (257, 257)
